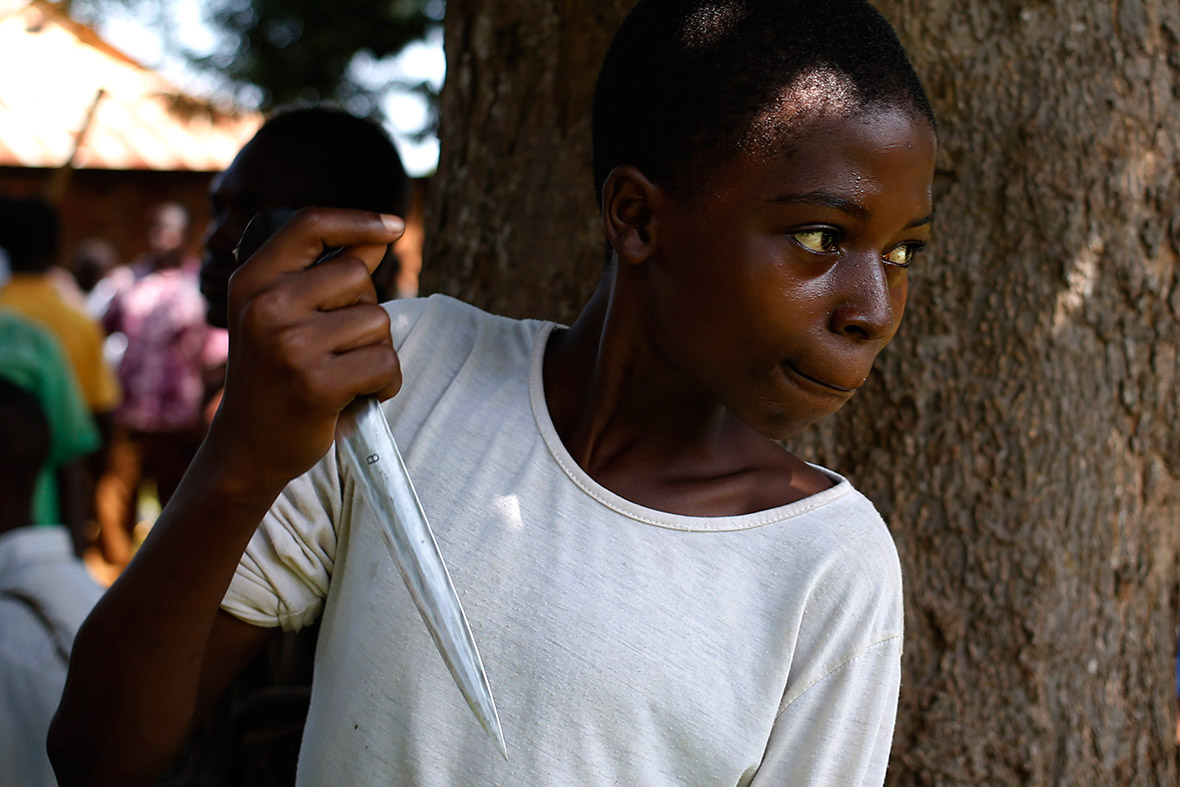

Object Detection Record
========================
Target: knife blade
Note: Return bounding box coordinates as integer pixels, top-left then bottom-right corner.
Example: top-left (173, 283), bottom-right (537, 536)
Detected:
top-left (235, 210), bottom-right (507, 758)
top-left (337, 396), bottom-right (507, 759)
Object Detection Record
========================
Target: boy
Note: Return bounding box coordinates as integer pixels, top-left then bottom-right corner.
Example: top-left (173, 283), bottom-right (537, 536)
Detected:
top-left (51, 1), bottom-right (936, 784)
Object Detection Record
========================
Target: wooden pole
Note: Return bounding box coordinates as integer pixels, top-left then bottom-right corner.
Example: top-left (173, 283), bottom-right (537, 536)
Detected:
top-left (45, 87), bottom-right (104, 205)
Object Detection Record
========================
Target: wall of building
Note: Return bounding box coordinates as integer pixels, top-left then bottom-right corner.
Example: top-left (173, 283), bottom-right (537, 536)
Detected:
top-left (1, 167), bottom-right (427, 295)
top-left (0, 166), bottom-right (215, 267)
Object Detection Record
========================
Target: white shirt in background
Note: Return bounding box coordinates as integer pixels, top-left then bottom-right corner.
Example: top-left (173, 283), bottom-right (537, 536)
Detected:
top-left (0, 527), bottom-right (104, 787)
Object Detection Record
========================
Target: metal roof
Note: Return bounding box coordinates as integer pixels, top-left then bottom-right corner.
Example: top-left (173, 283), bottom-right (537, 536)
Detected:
top-left (0, 0), bottom-right (261, 171)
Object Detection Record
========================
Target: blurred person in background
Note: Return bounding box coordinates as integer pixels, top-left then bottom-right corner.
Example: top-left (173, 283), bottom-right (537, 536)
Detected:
top-left (0, 197), bottom-right (120, 555)
top-left (0, 309), bottom-right (101, 558)
top-left (71, 237), bottom-right (122, 295)
top-left (0, 197), bottom-right (121, 428)
top-left (96, 202), bottom-right (228, 568)
top-left (0, 377), bottom-right (105, 786)
top-left (47, 238), bottom-right (128, 371)
top-left (201, 106), bottom-right (411, 331)
top-left (45, 237), bottom-right (117, 311)
top-left (66, 237), bottom-right (125, 321)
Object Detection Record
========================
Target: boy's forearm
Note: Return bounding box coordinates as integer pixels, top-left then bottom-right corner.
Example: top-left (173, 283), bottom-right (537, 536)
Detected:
top-left (48, 435), bottom-right (285, 785)
top-left (49, 209), bottom-right (405, 785)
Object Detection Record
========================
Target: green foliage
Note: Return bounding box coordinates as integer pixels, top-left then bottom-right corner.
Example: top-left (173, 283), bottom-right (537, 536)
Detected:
top-left (68, 0), bottom-right (442, 122)
top-left (198, 0), bottom-right (441, 115)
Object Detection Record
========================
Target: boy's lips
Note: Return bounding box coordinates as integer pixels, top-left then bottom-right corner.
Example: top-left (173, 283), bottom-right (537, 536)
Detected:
top-left (782, 361), bottom-right (860, 394)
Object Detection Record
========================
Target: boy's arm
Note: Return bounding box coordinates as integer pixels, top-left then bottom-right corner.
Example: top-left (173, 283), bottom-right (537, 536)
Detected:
top-left (47, 209), bottom-right (405, 787)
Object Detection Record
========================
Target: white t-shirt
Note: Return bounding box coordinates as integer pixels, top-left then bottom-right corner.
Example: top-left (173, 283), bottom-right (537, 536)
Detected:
top-left (223, 295), bottom-right (904, 786)
top-left (0, 527), bottom-right (105, 787)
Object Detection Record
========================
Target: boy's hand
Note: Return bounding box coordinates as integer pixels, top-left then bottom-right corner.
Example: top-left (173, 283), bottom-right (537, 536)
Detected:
top-left (210, 207), bottom-right (405, 498)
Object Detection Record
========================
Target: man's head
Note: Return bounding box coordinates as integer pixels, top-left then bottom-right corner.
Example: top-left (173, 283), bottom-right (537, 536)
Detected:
top-left (71, 238), bottom-right (120, 293)
top-left (0, 197), bottom-right (60, 274)
top-left (201, 107), bottom-right (410, 327)
top-left (147, 202), bottom-right (190, 256)
top-left (0, 377), bottom-right (51, 532)
top-left (591, 0), bottom-right (934, 208)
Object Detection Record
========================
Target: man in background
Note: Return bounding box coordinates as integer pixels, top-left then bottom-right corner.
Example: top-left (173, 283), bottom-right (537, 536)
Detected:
top-left (0, 198), bottom-right (121, 421)
top-left (0, 198), bottom-right (118, 553)
top-left (97, 202), bottom-right (227, 567)
top-left (0, 309), bottom-right (101, 559)
top-left (201, 107), bottom-right (411, 329)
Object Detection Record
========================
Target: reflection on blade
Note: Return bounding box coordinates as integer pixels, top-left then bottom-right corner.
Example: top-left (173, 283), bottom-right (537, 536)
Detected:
top-left (338, 396), bottom-right (507, 759)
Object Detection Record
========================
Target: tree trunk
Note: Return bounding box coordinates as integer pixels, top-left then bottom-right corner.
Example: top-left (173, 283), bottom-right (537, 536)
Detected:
top-left (423, 0), bottom-right (633, 323)
top-left (425, 1), bottom-right (1180, 783)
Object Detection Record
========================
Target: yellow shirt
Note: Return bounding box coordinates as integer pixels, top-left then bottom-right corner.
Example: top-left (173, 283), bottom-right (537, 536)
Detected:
top-left (0, 274), bottom-right (121, 412)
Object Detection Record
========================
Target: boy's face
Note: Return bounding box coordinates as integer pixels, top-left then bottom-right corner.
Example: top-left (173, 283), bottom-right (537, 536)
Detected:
top-left (640, 106), bottom-right (935, 440)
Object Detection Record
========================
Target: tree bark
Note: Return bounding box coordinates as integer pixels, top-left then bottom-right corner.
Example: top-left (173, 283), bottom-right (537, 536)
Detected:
top-left (426, 1), bottom-right (1180, 783)
top-left (424, 0), bottom-right (633, 323)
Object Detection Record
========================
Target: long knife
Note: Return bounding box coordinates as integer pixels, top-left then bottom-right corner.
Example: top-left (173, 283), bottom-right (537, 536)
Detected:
top-left (236, 211), bottom-right (507, 758)
top-left (337, 397), bottom-right (506, 758)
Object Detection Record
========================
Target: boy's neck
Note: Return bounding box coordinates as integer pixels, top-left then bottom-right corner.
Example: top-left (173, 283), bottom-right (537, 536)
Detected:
top-left (543, 274), bottom-right (831, 516)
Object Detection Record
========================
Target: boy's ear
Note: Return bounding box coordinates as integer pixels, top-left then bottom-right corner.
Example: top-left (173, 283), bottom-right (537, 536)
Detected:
top-left (601, 165), bottom-right (662, 265)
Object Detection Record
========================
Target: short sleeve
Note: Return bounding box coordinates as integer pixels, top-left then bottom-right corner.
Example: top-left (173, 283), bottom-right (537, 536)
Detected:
top-left (750, 635), bottom-right (902, 786)
top-left (221, 444), bottom-right (345, 631)
top-left (749, 493), bottom-right (904, 786)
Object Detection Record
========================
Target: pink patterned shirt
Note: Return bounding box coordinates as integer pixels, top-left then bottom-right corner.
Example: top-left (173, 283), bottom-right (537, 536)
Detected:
top-left (106, 259), bottom-right (227, 433)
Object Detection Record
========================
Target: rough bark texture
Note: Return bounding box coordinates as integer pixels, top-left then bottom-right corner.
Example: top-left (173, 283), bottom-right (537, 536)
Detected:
top-left (423, 0), bottom-right (632, 322)
top-left (426, 1), bottom-right (1180, 783)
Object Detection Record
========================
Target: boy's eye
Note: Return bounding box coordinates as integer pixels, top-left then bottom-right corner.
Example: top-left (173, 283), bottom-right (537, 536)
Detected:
top-left (791, 229), bottom-right (839, 253)
top-left (883, 241), bottom-right (926, 268)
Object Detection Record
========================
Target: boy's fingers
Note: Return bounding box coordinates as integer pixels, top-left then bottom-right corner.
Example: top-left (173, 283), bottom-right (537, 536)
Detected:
top-left (284, 255), bottom-right (382, 313)
top-left (310, 303), bottom-right (393, 356)
top-left (228, 209), bottom-right (402, 326)
top-left (327, 344), bottom-right (403, 402)
top-left (372, 379), bottom-right (403, 403)
top-left (242, 207), bottom-right (404, 279)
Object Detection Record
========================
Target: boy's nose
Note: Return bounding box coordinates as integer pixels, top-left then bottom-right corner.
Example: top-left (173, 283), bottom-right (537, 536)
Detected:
top-left (828, 254), bottom-right (896, 342)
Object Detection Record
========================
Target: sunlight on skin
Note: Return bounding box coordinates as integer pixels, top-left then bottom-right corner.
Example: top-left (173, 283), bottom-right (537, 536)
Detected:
top-left (742, 68), bottom-right (860, 156)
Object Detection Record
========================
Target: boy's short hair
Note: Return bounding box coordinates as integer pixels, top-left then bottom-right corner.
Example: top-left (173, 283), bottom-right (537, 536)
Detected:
top-left (592, 0), bottom-right (935, 203)
top-left (253, 107), bottom-right (410, 217)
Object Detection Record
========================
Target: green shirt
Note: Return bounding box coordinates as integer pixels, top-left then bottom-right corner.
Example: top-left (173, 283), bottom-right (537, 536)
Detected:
top-left (0, 309), bottom-right (99, 524)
